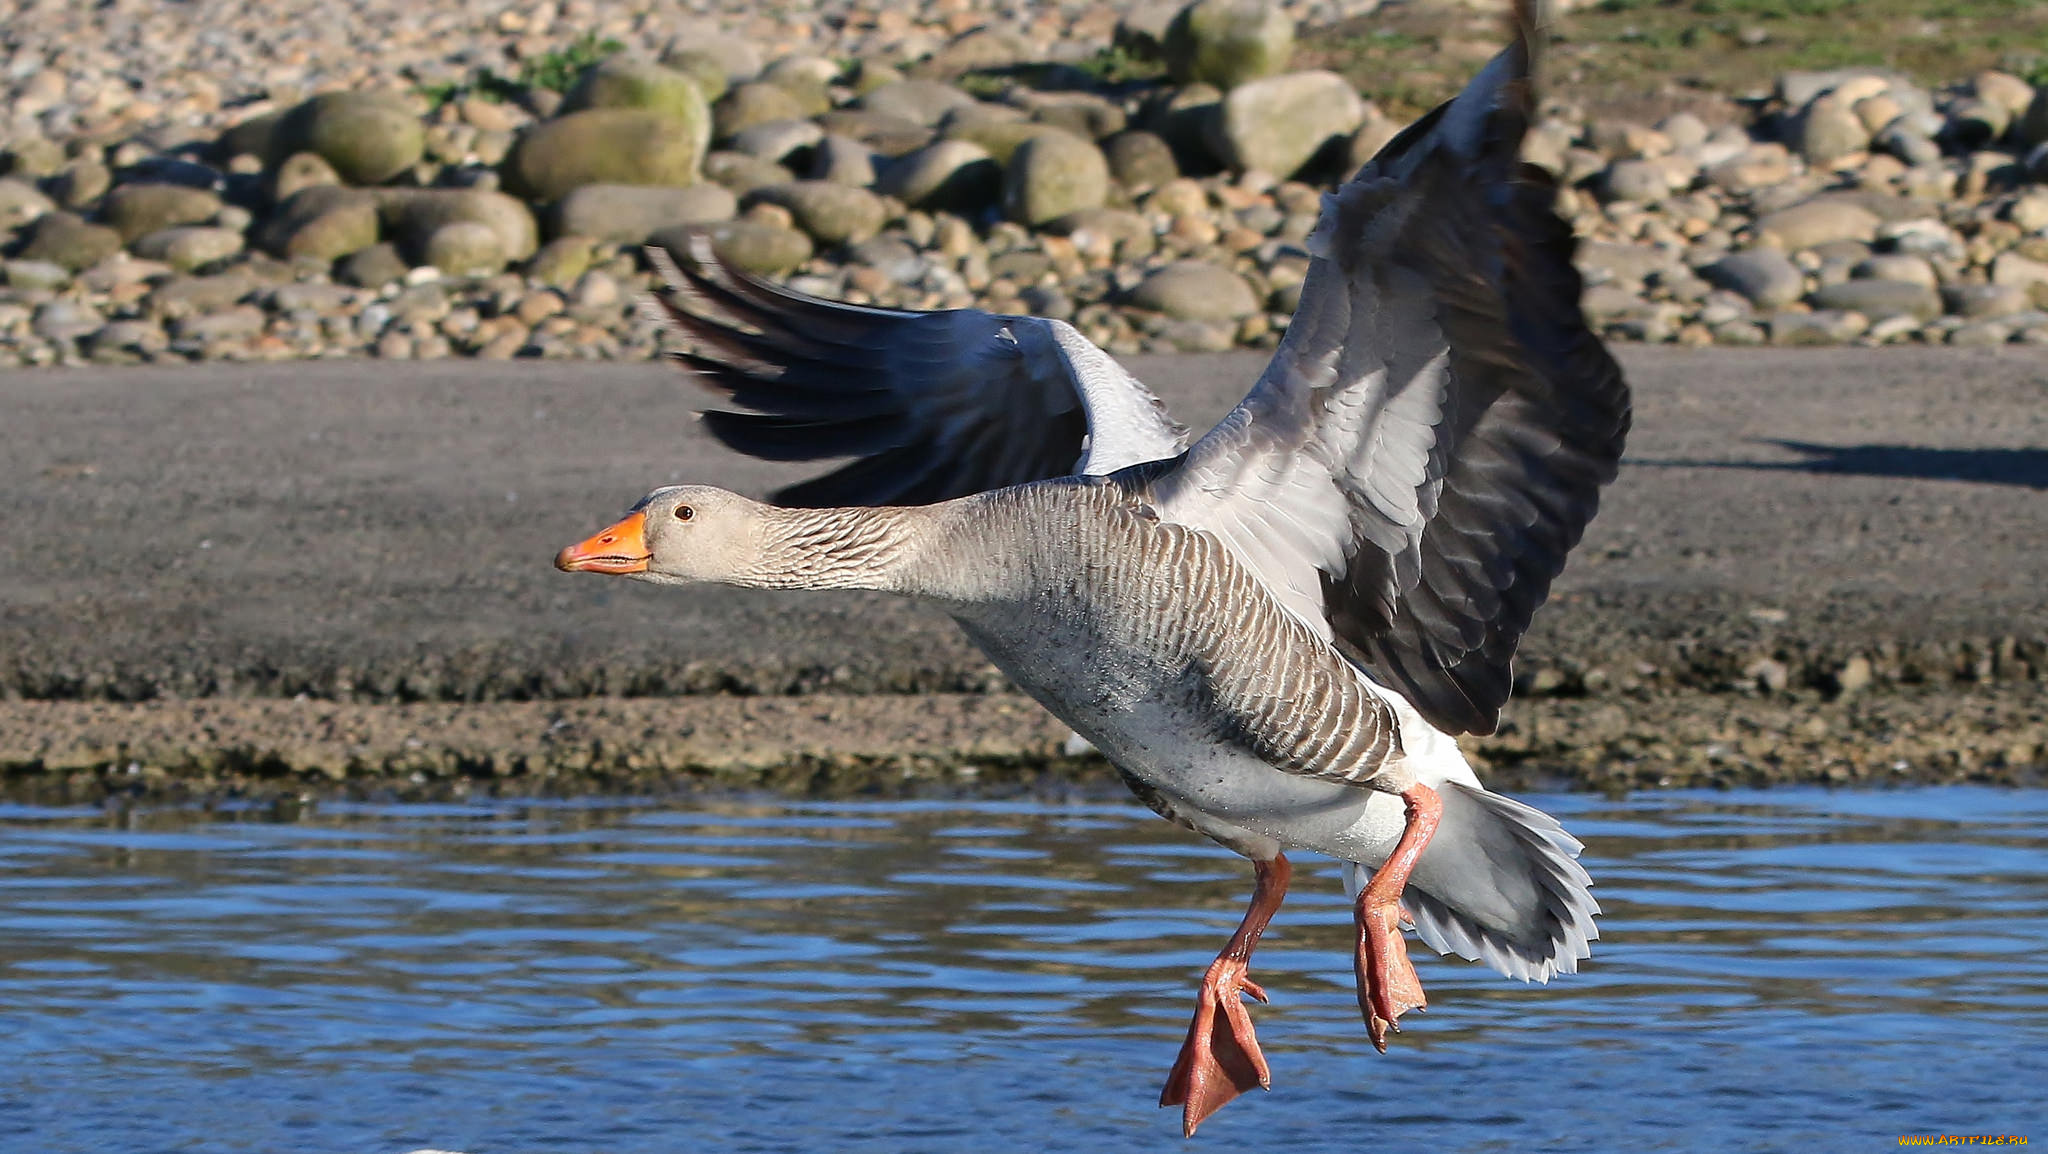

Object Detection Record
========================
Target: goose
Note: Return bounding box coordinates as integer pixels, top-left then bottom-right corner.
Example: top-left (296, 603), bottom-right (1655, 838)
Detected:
top-left (557, 0), bottom-right (1627, 1135)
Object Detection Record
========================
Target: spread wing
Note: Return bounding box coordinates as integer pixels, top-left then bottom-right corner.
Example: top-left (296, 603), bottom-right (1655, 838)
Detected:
top-left (645, 238), bottom-right (1187, 507)
top-left (1147, 0), bottom-right (1631, 736)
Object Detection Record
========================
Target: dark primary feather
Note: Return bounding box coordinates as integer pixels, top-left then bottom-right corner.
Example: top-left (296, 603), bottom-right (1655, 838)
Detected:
top-left (647, 238), bottom-right (1149, 508)
top-left (1329, 48), bottom-right (1629, 736)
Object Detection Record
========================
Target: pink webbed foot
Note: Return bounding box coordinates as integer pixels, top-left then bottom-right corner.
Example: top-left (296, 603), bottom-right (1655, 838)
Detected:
top-left (1159, 955), bottom-right (1272, 1136)
top-left (1352, 783), bottom-right (1444, 1052)
top-left (1158, 854), bottom-right (1291, 1136)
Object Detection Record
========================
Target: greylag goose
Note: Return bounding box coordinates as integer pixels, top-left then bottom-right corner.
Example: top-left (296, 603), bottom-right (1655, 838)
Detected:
top-left (557, 0), bottom-right (1626, 1134)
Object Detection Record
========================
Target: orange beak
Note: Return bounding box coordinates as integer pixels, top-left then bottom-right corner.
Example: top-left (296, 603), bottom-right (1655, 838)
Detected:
top-left (555, 511), bottom-right (651, 574)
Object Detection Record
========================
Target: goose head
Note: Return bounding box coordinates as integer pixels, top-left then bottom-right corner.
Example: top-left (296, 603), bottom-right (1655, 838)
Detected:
top-left (555, 485), bottom-right (769, 587)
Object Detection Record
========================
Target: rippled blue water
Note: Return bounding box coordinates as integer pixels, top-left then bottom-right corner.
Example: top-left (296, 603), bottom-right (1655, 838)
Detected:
top-left (3, 787), bottom-right (2046, 1153)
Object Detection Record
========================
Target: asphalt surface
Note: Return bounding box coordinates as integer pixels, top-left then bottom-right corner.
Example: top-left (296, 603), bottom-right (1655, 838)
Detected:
top-left (3, 345), bottom-right (2045, 702)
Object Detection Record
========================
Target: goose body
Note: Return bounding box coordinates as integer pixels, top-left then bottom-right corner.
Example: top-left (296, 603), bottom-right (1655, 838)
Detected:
top-left (557, 0), bottom-right (1625, 1134)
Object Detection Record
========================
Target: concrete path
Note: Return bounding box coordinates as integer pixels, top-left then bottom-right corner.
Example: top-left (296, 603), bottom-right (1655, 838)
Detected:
top-left (3, 345), bottom-right (2043, 701)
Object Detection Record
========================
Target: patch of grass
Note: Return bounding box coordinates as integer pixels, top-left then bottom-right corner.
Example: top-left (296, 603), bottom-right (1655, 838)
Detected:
top-left (517, 31), bottom-right (625, 94)
top-left (412, 30), bottom-right (623, 110)
top-left (1070, 45), bottom-right (1168, 86)
top-left (1300, 0), bottom-right (2048, 122)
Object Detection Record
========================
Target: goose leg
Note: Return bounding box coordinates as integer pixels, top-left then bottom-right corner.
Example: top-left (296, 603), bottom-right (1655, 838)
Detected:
top-left (1354, 782), bottom-right (1443, 1052)
top-left (1160, 852), bottom-right (1291, 1137)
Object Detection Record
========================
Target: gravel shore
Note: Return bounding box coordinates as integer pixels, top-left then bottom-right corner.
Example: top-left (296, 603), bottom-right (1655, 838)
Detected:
top-left (3, 346), bottom-right (2042, 801)
top-left (3, 0), bottom-right (2047, 371)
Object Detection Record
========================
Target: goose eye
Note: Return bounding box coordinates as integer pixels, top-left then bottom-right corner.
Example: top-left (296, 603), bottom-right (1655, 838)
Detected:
top-left (674, 505), bottom-right (695, 522)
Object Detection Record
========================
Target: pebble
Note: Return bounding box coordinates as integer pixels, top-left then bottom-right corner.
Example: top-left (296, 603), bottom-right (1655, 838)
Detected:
top-left (6, 4), bottom-right (2048, 369)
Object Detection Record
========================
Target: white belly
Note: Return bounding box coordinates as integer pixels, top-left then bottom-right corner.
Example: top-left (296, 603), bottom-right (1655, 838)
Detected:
top-left (957, 613), bottom-right (1423, 865)
top-left (1089, 695), bottom-right (1418, 864)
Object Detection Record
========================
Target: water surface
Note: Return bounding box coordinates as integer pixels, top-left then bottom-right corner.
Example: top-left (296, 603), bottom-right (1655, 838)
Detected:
top-left (3, 787), bottom-right (2045, 1153)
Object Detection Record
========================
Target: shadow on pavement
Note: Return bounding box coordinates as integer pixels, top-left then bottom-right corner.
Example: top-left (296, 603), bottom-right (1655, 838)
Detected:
top-left (1628, 440), bottom-right (2048, 490)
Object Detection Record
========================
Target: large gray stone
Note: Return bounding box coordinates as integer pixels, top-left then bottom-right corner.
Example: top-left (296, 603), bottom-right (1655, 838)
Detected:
top-left (13, 212), bottom-right (123, 271)
top-left (858, 80), bottom-right (979, 129)
top-left (703, 151), bottom-right (795, 195)
top-left (1754, 199), bottom-right (1881, 250)
top-left (807, 135), bottom-right (877, 187)
top-left (1703, 248), bottom-right (1805, 308)
top-left (1944, 283), bottom-right (2031, 319)
top-left (1575, 240), bottom-right (1680, 287)
top-left (877, 140), bottom-right (1000, 213)
top-left (1795, 93), bottom-right (1870, 166)
top-left (1990, 251), bottom-right (2048, 293)
top-left (1129, 260), bottom-right (1258, 321)
top-left (1704, 143), bottom-right (1794, 194)
top-left (1206, 70), bottom-right (1363, 178)
top-left (655, 220), bottom-right (813, 275)
top-left (1102, 130), bottom-right (1181, 193)
top-left (1807, 278), bottom-right (1940, 321)
top-left (1163, 0), bottom-right (1294, 90)
top-left (551, 183), bottom-right (737, 244)
top-left (731, 119), bottom-right (826, 165)
top-left (1852, 254), bottom-right (1936, 288)
top-left (1872, 121), bottom-right (1942, 167)
top-left (0, 177), bottom-right (54, 229)
top-left (130, 226), bottom-right (245, 272)
top-left (101, 184), bottom-right (222, 243)
top-left (1602, 158), bottom-right (1672, 204)
top-left (1768, 309), bottom-right (1868, 345)
top-left (745, 181), bottom-right (886, 246)
top-left (1001, 131), bottom-right (1109, 226)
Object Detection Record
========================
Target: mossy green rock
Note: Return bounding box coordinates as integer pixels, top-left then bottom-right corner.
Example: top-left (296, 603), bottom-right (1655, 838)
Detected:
top-left (1163, 0), bottom-right (1294, 90)
top-left (267, 152), bottom-right (341, 203)
top-left (14, 212), bottom-right (123, 271)
top-left (715, 82), bottom-right (810, 142)
top-left (421, 221), bottom-right (506, 276)
top-left (563, 59), bottom-right (712, 153)
top-left (257, 186), bottom-right (381, 261)
top-left (102, 184), bottom-right (223, 243)
top-left (744, 181), bottom-right (886, 246)
top-left (1001, 130), bottom-right (1110, 227)
top-left (217, 111), bottom-right (285, 165)
top-left (276, 92), bottom-right (426, 185)
top-left (1103, 131), bottom-right (1181, 192)
top-left (502, 109), bottom-right (707, 203)
top-left (704, 151), bottom-right (797, 195)
top-left (660, 50), bottom-right (732, 104)
top-left (375, 188), bottom-right (538, 263)
top-left (524, 236), bottom-right (597, 286)
top-left (336, 242), bottom-right (409, 287)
